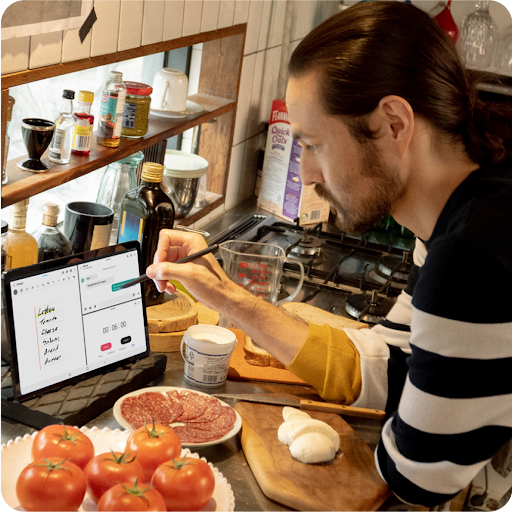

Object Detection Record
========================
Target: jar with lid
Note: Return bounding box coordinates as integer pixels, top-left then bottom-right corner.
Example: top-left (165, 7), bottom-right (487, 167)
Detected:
top-left (2, 96), bottom-right (15, 185)
top-left (122, 82), bottom-right (153, 138)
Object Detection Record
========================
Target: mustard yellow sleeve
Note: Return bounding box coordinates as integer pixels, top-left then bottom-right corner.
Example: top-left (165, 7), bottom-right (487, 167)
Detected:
top-left (286, 323), bottom-right (362, 403)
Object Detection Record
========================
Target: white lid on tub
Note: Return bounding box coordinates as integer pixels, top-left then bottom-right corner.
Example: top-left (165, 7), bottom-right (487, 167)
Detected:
top-left (164, 149), bottom-right (208, 178)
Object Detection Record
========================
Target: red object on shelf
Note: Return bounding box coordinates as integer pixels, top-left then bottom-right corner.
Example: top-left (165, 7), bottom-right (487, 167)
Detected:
top-left (434, 0), bottom-right (459, 43)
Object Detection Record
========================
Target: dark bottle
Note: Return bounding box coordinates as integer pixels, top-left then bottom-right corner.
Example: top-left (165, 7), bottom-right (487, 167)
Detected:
top-left (33, 203), bottom-right (73, 261)
top-left (118, 162), bottom-right (175, 306)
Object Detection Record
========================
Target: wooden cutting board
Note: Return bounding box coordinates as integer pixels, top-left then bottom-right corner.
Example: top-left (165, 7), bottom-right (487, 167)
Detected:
top-left (146, 290), bottom-right (198, 333)
top-left (228, 330), bottom-right (306, 385)
top-left (149, 303), bottom-right (220, 352)
top-left (235, 401), bottom-right (390, 511)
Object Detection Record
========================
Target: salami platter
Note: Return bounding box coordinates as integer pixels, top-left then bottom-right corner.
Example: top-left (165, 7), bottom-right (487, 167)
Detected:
top-left (1, 426), bottom-right (235, 511)
top-left (113, 386), bottom-right (243, 447)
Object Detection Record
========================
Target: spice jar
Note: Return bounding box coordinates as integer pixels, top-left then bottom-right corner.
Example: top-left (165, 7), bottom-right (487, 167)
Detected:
top-left (122, 81), bottom-right (152, 138)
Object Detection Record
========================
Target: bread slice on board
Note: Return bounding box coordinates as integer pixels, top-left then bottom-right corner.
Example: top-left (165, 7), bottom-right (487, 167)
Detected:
top-left (146, 290), bottom-right (198, 333)
top-left (243, 302), bottom-right (368, 368)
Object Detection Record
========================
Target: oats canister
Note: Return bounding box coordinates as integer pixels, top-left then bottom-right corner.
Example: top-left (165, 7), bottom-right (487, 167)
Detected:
top-left (122, 81), bottom-right (152, 138)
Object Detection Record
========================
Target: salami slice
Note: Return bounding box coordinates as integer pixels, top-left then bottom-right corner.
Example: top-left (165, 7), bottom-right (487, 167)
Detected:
top-left (191, 406), bottom-right (236, 431)
top-left (167, 390), bottom-right (208, 421)
top-left (187, 396), bottom-right (222, 423)
top-left (121, 392), bottom-right (183, 429)
top-left (173, 423), bottom-right (233, 443)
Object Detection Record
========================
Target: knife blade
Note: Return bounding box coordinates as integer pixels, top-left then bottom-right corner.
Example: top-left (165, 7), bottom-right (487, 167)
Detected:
top-left (212, 393), bottom-right (386, 420)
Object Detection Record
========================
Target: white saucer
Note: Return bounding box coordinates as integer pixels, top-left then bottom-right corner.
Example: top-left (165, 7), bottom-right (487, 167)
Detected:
top-left (150, 100), bottom-right (204, 119)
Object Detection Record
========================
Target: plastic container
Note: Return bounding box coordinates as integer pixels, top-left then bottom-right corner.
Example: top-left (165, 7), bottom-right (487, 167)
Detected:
top-left (122, 81), bottom-right (153, 138)
top-left (162, 150), bottom-right (208, 218)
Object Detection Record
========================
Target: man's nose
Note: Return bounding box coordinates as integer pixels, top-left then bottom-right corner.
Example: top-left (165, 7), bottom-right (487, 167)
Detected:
top-left (299, 153), bottom-right (322, 186)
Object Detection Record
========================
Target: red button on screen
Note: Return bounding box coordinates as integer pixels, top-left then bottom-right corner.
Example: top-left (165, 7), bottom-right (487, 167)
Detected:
top-left (101, 343), bottom-right (112, 351)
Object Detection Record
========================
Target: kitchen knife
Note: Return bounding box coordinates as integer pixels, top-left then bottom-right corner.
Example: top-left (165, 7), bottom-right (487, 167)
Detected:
top-left (212, 393), bottom-right (386, 420)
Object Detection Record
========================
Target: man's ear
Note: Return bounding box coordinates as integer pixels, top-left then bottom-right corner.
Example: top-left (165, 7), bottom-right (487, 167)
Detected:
top-left (371, 95), bottom-right (414, 150)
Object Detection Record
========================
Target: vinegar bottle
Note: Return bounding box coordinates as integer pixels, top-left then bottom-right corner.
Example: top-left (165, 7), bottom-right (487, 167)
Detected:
top-left (97, 71), bottom-right (126, 148)
top-left (118, 162), bottom-right (175, 306)
top-left (5, 199), bottom-right (38, 269)
top-left (32, 203), bottom-right (73, 261)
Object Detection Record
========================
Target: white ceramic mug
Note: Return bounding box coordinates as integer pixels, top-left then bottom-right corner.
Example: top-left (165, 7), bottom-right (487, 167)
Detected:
top-left (180, 325), bottom-right (237, 387)
top-left (152, 68), bottom-right (188, 112)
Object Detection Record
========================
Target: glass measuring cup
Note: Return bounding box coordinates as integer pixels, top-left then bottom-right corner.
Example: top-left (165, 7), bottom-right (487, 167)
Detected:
top-left (218, 240), bottom-right (304, 313)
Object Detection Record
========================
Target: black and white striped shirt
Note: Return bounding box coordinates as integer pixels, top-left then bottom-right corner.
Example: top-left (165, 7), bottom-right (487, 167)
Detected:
top-left (346, 164), bottom-right (512, 506)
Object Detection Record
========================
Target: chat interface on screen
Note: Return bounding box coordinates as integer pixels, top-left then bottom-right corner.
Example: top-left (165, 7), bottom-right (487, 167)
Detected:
top-left (9, 249), bottom-right (147, 396)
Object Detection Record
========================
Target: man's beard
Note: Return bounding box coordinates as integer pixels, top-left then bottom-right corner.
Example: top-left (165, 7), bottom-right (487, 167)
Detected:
top-left (314, 141), bottom-right (406, 234)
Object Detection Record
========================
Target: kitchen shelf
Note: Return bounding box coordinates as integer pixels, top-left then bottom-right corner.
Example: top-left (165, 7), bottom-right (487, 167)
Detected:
top-left (1, 24), bottom-right (246, 225)
top-left (1, 93), bottom-right (234, 208)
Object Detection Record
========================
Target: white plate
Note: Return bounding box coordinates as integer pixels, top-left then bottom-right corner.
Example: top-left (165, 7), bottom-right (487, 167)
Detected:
top-left (113, 386), bottom-right (242, 448)
top-left (150, 100), bottom-right (204, 119)
top-left (1, 426), bottom-right (234, 512)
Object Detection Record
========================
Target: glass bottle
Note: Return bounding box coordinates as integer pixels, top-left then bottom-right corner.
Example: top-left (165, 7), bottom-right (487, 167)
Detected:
top-left (97, 71), bottom-right (127, 148)
top-left (72, 90), bottom-right (95, 156)
top-left (457, 0), bottom-right (497, 69)
top-left (5, 199), bottom-right (38, 269)
top-left (2, 96), bottom-right (15, 185)
top-left (49, 89), bottom-right (75, 164)
top-left (433, 0), bottom-right (459, 44)
top-left (96, 151), bottom-right (145, 245)
top-left (32, 203), bottom-right (73, 262)
top-left (118, 162), bottom-right (175, 306)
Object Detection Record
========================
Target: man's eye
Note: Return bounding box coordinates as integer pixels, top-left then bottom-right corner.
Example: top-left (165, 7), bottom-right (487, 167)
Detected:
top-left (305, 145), bottom-right (317, 152)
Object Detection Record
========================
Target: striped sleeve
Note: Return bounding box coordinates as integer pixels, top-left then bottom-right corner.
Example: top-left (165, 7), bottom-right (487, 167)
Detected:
top-left (375, 237), bottom-right (512, 506)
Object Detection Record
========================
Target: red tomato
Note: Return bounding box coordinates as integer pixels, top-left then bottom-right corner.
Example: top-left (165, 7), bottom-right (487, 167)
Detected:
top-left (151, 457), bottom-right (215, 511)
top-left (125, 421), bottom-right (181, 482)
top-left (31, 424), bottom-right (94, 470)
top-left (97, 478), bottom-right (166, 511)
top-left (16, 457), bottom-right (86, 511)
top-left (84, 450), bottom-right (146, 503)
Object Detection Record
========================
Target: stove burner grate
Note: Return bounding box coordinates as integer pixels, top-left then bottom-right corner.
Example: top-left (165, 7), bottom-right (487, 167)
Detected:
top-left (345, 290), bottom-right (395, 323)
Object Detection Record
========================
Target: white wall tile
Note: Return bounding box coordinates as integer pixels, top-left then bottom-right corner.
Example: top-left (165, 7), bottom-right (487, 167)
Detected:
top-left (246, 50), bottom-right (265, 139)
top-left (118, 1), bottom-right (143, 51)
top-left (182, 1), bottom-right (203, 37)
top-left (201, 0), bottom-right (220, 32)
top-left (62, 28), bottom-right (92, 63)
top-left (244, 0), bottom-right (263, 55)
top-left (257, 0), bottom-right (273, 51)
top-left (1, 36), bottom-right (30, 74)
top-left (258, 45), bottom-right (282, 126)
top-left (268, 0), bottom-right (287, 48)
top-left (291, 0), bottom-right (318, 42)
top-left (141, 0), bottom-right (165, 46)
top-left (29, 31), bottom-right (62, 69)
top-left (239, 134), bottom-right (259, 202)
top-left (91, 1), bottom-right (121, 57)
top-left (225, 141), bottom-right (246, 210)
top-left (163, 0), bottom-right (185, 40)
top-left (234, 0), bottom-right (250, 25)
top-left (217, 0), bottom-right (235, 29)
top-left (233, 53), bottom-right (256, 145)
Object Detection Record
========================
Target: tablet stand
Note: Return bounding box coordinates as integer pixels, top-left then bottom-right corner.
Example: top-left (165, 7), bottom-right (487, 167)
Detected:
top-left (1, 352), bottom-right (167, 429)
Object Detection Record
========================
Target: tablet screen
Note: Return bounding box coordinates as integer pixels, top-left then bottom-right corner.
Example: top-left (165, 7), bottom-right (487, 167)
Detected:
top-left (3, 242), bottom-right (149, 401)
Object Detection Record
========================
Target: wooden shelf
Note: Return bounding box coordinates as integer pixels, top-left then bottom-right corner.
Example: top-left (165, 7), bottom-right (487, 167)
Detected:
top-left (1, 24), bottom-right (245, 230)
top-left (2, 93), bottom-right (234, 207)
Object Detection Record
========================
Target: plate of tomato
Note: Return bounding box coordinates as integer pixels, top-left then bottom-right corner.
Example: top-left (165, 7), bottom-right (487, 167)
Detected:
top-left (1, 425), bottom-right (235, 511)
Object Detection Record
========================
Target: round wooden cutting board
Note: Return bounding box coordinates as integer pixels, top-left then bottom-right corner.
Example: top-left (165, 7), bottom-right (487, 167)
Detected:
top-left (146, 290), bottom-right (198, 334)
top-left (148, 302), bottom-right (220, 352)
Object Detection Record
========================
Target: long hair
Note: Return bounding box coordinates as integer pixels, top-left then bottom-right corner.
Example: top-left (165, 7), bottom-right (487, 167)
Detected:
top-left (288, 1), bottom-right (512, 165)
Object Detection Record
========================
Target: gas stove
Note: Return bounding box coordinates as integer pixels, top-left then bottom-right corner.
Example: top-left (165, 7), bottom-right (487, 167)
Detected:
top-left (209, 214), bottom-right (416, 325)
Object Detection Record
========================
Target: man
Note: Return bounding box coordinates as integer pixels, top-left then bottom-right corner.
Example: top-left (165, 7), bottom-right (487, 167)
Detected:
top-left (147, 1), bottom-right (512, 506)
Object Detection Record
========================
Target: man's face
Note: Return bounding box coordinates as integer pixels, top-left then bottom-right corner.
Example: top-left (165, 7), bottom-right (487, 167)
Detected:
top-left (286, 71), bottom-right (406, 233)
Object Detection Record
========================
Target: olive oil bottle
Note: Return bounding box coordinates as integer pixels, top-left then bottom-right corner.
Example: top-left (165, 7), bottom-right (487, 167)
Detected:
top-left (118, 162), bottom-right (175, 306)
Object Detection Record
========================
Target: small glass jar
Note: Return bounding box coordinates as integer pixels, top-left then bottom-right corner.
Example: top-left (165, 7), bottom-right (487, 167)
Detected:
top-left (122, 81), bottom-right (152, 138)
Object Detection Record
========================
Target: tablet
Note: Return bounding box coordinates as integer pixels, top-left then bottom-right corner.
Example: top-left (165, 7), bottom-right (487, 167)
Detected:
top-left (2, 241), bottom-right (150, 402)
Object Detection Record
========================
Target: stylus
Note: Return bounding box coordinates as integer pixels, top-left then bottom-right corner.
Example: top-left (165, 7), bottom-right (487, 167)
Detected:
top-left (120, 244), bottom-right (220, 290)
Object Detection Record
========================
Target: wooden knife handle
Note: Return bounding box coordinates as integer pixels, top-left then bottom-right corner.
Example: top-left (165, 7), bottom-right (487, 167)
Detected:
top-left (299, 400), bottom-right (386, 420)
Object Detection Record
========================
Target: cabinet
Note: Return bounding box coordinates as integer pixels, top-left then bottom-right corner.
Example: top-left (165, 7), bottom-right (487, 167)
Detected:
top-left (1, 24), bottom-right (246, 226)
